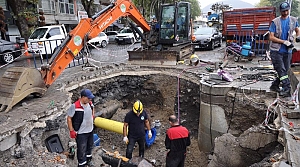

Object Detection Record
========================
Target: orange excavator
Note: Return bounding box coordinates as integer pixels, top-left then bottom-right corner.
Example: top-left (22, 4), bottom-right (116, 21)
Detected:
top-left (0, 0), bottom-right (193, 112)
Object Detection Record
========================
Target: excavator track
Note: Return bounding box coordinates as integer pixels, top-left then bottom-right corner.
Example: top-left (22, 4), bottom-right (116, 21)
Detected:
top-left (0, 67), bottom-right (46, 112)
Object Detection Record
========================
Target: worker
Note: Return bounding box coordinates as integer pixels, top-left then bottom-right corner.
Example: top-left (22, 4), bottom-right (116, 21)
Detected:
top-left (67, 88), bottom-right (95, 167)
top-left (177, 13), bottom-right (185, 31)
top-left (123, 100), bottom-right (152, 159)
top-left (165, 115), bottom-right (190, 167)
top-left (269, 1), bottom-right (300, 97)
top-left (190, 54), bottom-right (199, 66)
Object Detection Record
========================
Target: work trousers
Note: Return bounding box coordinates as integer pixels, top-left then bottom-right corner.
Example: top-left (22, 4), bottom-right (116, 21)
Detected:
top-left (126, 136), bottom-right (145, 159)
top-left (166, 150), bottom-right (186, 167)
top-left (270, 51), bottom-right (292, 91)
top-left (76, 131), bottom-right (94, 167)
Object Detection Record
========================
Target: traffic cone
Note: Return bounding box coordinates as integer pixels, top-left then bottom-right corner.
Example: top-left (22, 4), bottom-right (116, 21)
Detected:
top-left (24, 42), bottom-right (30, 56)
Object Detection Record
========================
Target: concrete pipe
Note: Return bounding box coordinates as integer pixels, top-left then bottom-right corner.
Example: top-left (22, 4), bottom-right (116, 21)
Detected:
top-left (94, 117), bottom-right (126, 135)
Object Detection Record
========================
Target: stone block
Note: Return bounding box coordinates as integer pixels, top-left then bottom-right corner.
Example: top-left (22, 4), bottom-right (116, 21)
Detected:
top-left (0, 133), bottom-right (17, 151)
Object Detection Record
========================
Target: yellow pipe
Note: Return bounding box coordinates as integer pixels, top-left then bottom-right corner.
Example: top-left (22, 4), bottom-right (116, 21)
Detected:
top-left (94, 117), bottom-right (127, 135)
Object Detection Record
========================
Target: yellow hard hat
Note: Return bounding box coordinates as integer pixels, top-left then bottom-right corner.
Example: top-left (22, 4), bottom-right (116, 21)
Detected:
top-left (133, 100), bottom-right (143, 114)
top-left (190, 54), bottom-right (199, 66)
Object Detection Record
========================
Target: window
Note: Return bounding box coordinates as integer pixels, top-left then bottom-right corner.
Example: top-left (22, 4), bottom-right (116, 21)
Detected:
top-left (48, 28), bottom-right (61, 37)
top-left (59, 0), bottom-right (74, 14)
top-left (99, 32), bottom-right (106, 37)
top-left (0, 0), bottom-right (7, 11)
top-left (160, 5), bottom-right (175, 39)
top-left (29, 28), bottom-right (48, 39)
top-left (39, 0), bottom-right (55, 14)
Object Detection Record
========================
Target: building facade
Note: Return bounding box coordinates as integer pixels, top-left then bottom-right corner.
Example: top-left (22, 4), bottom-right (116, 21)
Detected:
top-left (0, 0), bottom-right (121, 41)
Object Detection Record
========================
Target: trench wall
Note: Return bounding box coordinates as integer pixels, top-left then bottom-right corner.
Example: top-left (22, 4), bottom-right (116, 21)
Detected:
top-left (198, 81), bottom-right (270, 153)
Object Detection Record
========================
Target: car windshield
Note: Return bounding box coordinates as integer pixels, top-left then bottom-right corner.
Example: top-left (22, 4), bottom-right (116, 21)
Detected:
top-left (194, 28), bottom-right (214, 35)
top-left (29, 28), bottom-right (48, 39)
top-left (119, 28), bottom-right (132, 33)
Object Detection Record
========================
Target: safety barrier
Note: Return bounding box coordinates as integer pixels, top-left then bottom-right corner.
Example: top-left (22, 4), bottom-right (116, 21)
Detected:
top-left (27, 39), bottom-right (86, 67)
top-left (0, 38), bottom-right (139, 71)
top-left (224, 30), bottom-right (270, 57)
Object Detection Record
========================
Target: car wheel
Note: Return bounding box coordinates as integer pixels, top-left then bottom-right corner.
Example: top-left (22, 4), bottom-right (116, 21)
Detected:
top-left (234, 55), bottom-right (240, 62)
top-left (101, 40), bottom-right (107, 48)
top-left (209, 41), bottom-right (215, 50)
top-left (2, 51), bottom-right (14, 64)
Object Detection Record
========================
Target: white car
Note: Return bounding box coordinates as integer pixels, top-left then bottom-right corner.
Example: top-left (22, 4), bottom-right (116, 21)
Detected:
top-left (105, 31), bottom-right (119, 43)
top-left (28, 25), bottom-right (67, 56)
top-left (115, 27), bottom-right (143, 44)
top-left (88, 32), bottom-right (109, 48)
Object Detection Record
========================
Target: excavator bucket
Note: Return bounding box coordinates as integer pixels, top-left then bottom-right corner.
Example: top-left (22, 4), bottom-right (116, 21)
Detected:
top-left (0, 67), bottom-right (47, 112)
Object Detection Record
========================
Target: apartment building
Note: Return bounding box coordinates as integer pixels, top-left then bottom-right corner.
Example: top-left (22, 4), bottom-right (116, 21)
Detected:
top-left (0, 0), bottom-right (121, 41)
top-left (38, 0), bottom-right (100, 31)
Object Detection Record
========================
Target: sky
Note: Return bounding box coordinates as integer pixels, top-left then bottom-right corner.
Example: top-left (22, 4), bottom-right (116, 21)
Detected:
top-left (199, 0), bottom-right (260, 9)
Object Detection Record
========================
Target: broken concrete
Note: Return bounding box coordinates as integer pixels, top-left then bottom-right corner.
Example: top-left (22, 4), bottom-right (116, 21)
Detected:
top-left (0, 55), bottom-right (298, 167)
top-left (208, 127), bottom-right (279, 167)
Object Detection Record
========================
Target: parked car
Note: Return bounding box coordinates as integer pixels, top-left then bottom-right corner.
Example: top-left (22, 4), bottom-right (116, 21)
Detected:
top-left (105, 31), bottom-right (119, 43)
top-left (88, 32), bottom-right (109, 48)
top-left (192, 27), bottom-right (222, 50)
top-left (27, 25), bottom-right (67, 56)
top-left (0, 39), bottom-right (22, 64)
top-left (115, 27), bottom-right (143, 44)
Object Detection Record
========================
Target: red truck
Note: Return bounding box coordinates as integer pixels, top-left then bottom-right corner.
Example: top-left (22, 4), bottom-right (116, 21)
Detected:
top-left (222, 7), bottom-right (276, 54)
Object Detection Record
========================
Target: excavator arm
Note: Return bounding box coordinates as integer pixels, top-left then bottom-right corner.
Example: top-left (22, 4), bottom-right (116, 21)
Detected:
top-left (42, 0), bottom-right (150, 86)
top-left (0, 0), bottom-right (150, 112)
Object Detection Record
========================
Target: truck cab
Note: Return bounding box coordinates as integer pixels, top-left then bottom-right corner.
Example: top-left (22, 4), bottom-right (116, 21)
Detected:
top-left (27, 25), bottom-right (67, 56)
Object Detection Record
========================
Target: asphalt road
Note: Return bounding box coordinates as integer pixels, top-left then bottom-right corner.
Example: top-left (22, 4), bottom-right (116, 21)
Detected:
top-left (0, 43), bottom-right (223, 77)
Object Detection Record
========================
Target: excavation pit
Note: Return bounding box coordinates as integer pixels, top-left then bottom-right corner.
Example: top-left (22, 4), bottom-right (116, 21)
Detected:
top-left (68, 73), bottom-right (281, 167)
top-left (0, 65), bottom-right (284, 167)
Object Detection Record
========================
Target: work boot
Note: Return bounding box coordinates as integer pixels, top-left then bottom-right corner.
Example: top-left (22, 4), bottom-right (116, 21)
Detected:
top-left (270, 84), bottom-right (280, 92)
top-left (87, 158), bottom-right (95, 167)
top-left (279, 89), bottom-right (291, 97)
top-left (87, 161), bottom-right (95, 167)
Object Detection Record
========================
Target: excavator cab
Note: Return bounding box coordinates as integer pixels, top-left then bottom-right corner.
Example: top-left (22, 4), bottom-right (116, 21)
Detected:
top-left (158, 2), bottom-right (191, 45)
top-left (128, 1), bottom-right (193, 65)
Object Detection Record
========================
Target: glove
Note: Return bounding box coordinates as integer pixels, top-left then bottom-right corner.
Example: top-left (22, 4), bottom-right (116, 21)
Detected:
top-left (123, 136), bottom-right (129, 144)
top-left (148, 130), bottom-right (152, 139)
top-left (296, 36), bottom-right (300, 43)
top-left (283, 40), bottom-right (292, 47)
top-left (70, 130), bottom-right (77, 139)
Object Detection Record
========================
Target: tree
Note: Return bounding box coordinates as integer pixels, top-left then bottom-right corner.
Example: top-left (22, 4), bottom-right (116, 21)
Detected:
top-left (7, 0), bottom-right (39, 41)
top-left (81, 0), bottom-right (97, 18)
top-left (0, 6), bottom-right (6, 40)
top-left (256, 0), bottom-right (299, 18)
top-left (255, 0), bottom-right (271, 7)
top-left (186, 0), bottom-right (201, 20)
